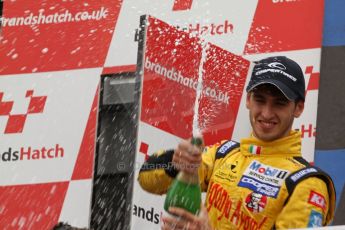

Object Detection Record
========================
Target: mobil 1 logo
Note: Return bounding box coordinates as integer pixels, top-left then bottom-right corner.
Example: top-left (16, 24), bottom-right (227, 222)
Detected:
top-left (238, 160), bottom-right (290, 198)
top-left (243, 160), bottom-right (289, 187)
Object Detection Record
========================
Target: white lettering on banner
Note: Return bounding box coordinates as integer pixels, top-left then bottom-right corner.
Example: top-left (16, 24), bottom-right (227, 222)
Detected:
top-left (297, 124), bottom-right (316, 138)
top-left (176, 20), bottom-right (234, 36)
top-left (0, 7), bottom-right (109, 27)
top-left (144, 58), bottom-right (230, 104)
top-left (0, 144), bottom-right (64, 162)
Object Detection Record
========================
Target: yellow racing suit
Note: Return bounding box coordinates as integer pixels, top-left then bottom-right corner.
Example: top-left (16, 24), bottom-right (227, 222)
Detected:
top-left (138, 131), bottom-right (336, 229)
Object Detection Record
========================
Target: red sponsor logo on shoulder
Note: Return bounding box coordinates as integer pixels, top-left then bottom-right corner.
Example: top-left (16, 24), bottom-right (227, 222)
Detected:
top-left (308, 190), bottom-right (326, 211)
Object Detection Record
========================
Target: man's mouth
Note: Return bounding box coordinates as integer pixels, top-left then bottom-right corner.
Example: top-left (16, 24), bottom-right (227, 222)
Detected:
top-left (258, 120), bottom-right (277, 129)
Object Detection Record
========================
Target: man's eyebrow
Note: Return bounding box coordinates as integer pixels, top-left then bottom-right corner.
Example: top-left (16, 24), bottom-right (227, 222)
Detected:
top-left (252, 91), bottom-right (265, 98)
top-left (252, 90), bottom-right (288, 101)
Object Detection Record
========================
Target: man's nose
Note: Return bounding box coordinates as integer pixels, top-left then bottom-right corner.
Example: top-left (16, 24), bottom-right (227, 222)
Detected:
top-left (261, 104), bottom-right (274, 119)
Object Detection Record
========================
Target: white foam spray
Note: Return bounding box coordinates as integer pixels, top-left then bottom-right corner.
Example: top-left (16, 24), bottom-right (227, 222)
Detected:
top-left (192, 39), bottom-right (209, 138)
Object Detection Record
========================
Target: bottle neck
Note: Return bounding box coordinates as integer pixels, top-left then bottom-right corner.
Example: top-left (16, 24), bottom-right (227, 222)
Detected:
top-left (176, 135), bottom-right (203, 185)
top-left (177, 171), bottom-right (199, 184)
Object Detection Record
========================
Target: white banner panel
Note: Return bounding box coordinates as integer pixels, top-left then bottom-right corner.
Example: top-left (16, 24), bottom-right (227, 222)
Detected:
top-left (58, 179), bottom-right (93, 228)
top-left (0, 68), bottom-right (101, 185)
top-left (105, 0), bottom-right (258, 67)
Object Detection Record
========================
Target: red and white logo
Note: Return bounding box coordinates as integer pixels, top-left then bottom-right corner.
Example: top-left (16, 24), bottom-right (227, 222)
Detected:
top-left (172, 0), bottom-right (194, 11)
top-left (0, 90), bottom-right (47, 134)
top-left (308, 190), bottom-right (326, 211)
top-left (245, 192), bottom-right (267, 213)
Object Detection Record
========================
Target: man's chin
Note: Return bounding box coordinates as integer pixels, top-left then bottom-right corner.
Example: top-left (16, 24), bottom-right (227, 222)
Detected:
top-left (254, 131), bottom-right (278, 142)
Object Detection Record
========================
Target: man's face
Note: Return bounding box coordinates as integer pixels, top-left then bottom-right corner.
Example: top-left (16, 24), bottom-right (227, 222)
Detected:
top-left (246, 84), bottom-right (304, 142)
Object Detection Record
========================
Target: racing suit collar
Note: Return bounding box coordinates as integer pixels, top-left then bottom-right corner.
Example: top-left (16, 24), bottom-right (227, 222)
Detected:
top-left (240, 130), bottom-right (302, 157)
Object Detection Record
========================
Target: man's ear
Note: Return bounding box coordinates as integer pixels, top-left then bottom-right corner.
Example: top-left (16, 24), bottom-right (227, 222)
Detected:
top-left (294, 101), bottom-right (304, 118)
top-left (246, 93), bottom-right (251, 109)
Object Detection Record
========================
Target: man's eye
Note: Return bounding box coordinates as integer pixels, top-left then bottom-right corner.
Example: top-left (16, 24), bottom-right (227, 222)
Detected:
top-left (254, 98), bottom-right (265, 103)
top-left (276, 101), bottom-right (288, 106)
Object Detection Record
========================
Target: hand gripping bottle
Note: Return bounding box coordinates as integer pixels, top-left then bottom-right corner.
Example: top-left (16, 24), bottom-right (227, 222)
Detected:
top-left (163, 136), bottom-right (203, 215)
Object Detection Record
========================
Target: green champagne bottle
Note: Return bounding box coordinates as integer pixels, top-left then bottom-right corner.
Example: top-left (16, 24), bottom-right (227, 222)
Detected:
top-left (163, 137), bottom-right (203, 215)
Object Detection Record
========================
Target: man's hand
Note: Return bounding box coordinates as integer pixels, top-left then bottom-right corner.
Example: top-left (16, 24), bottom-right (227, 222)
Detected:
top-left (161, 206), bottom-right (212, 230)
top-left (172, 140), bottom-right (202, 174)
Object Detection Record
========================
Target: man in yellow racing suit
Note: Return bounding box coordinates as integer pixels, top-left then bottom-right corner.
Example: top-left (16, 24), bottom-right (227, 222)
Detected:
top-left (138, 56), bottom-right (336, 229)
